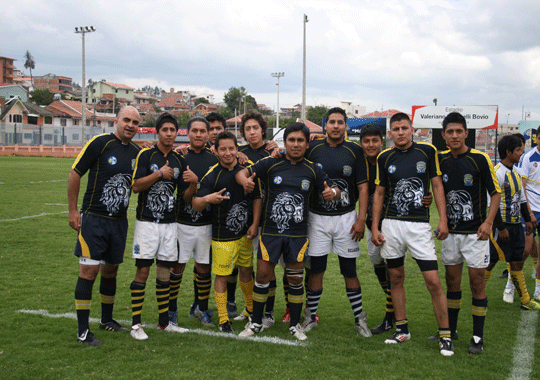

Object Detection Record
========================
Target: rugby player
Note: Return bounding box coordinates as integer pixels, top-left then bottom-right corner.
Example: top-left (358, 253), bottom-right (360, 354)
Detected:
top-left (69, 106), bottom-right (140, 345)
top-left (129, 113), bottom-right (189, 339)
top-left (485, 135), bottom-right (540, 311)
top-left (371, 112), bottom-right (454, 356)
top-left (236, 122), bottom-right (340, 341)
top-left (192, 131), bottom-right (263, 333)
top-left (169, 117), bottom-right (219, 327)
top-left (302, 107), bottom-right (371, 336)
top-left (433, 112), bottom-right (501, 354)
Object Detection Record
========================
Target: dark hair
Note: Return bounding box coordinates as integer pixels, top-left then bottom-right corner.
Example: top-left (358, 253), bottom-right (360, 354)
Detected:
top-left (389, 112), bottom-right (411, 125)
top-left (325, 107), bottom-right (347, 123)
top-left (513, 133), bottom-right (525, 145)
top-left (442, 112), bottom-right (467, 131)
top-left (284, 122), bottom-right (310, 142)
top-left (205, 112), bottom-right (227, 129)
top-left (240, 110), bottom-right (267, 139)
top-left (155, 112), bottom-right (178, 132)
top-left (215, 131), bottom-right (237, 149)
top-left (360, 124), bottom-right (383, 140)
top-left (498, 135), bottom-right (522, 159)
top-left (187, 116), bottom-right (209, 132)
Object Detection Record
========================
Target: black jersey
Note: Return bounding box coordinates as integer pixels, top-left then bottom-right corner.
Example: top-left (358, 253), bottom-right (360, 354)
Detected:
top-left (239, 143), bottom-right (271, 164)
top-left (376, 142), bottom-right (440, 223)
top-left (72, 133), bottom-right (140, 218)
top-left (366, 159), bottom-right (386, 229)
top-left (306, 139), bottom-right (367, 215)
top-left (132, 146), bottom-right (186, 223)
top-left (197, 162), bottom-right (262, 241)
top-left (247, 157), bottom-right (334, 237)
top-left (175, 148), bottom-right (219, 226)
top-left (439, 148), bottom-right (500, 233)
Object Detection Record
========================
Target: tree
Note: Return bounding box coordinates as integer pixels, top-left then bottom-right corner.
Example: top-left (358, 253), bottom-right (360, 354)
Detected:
top-left (223, 86), bottom-right (259, 115)
top-left (24, 50), bottom-right (35, 87)
top-left (194, 97), bottom-right (209, 106)
top-left (177, 112), bottom-right (191, 129)
top-left (30, 89), bottom-right (54, 105)
top-left (306, 105), bottom-right (329, 126)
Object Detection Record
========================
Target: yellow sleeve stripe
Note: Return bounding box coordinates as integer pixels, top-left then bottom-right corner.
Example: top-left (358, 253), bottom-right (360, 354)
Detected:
top-left (71, 133), bottom-right (108, 170)
top-left (131, 148), bottom-right (151, 186)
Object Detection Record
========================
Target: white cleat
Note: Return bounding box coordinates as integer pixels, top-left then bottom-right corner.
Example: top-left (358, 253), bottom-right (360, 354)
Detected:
top-left (238, 321), bottom-right (263, 337)
top-left (289, 324), bottom-right (307, 341)
top-left (354, 311), bottom-right (372, 337)
top-left (161, 324), bottom-right (189, 333)
top-left (130, 324), bottom-right (148, 340)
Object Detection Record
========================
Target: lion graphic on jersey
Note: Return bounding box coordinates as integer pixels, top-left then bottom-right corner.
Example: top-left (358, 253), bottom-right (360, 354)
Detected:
top-left (510, 192), bottom-right (520, 218)
top-left (392, 177), bottom-right (424, 216)
top-left (184, 202), bottom-right (203, 222)
top-left (319, 178), bottom-right (349, 211)
top-left (446, 190), bottom-right (474, 229)
top-left (270, 192), bottom-right (304, 233)
top-left (226, 201), bottom-right (248, 234)
top-left (147, 181), bottom-right (175, 221)
top-left (100, 173), bottom-right (131, 215)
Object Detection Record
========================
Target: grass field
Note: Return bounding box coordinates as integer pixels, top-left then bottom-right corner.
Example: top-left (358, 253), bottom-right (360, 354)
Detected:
top-left (1, 155), bottom-right (539, 380)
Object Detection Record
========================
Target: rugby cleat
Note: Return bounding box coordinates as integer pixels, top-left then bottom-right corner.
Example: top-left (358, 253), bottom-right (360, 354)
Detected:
top-left (130, 324), bottom-right (148, 340)
top-left (262, 313), bottom-right (276, 329)
top-left (302, 317), bottom-right (317, 333)
top-left (282, 308), bottom-right (291, 323)
top-left (233, 307), bottom-right (252, 321)
top-left (385, 330), bottom-right (411, 344)
top-left (160, 323), bottom-right (189, 333)
top-left (99, 319), bottom-right (128, 332)
top-left (427, 330), bottom-right (458, 341)
top-left (354, 312), bottom-right (372, 337)
top-left (439, 337), bottom-right (454, 356)
top-left (521, 299), bottom-right (540, 310)
top-left (168, 310), bottom-right (178, 326)
top-left (188, 303), bottom-right (197, 318)
top-left (219, 321), bottom-right (235, 334)
top-left (289, 324), bottom-right (307, 341)
top-left (77, 329), bottom-right (102, 346)
top-left (227, 301), bottom-right (238, 318)
top-left (194, 308), bottom-right (215, 326)
top-left (238, 321), bottom-right (263, 337)
top-left (370, 317), bottom-right (394, 335)
top-left (468, 336), bottom-right (484, 355)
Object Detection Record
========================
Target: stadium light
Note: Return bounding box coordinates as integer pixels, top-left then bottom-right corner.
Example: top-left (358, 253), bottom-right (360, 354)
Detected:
top-left (75, 25), bottom-right (96, 146)
top-left (301, 14), bottom-right (308, 122)
top-left (271, 72), bottom-right (284, 130)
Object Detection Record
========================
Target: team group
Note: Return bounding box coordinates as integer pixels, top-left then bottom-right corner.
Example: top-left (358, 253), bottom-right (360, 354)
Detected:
top-left (67, 105), bottom-right (540, 357)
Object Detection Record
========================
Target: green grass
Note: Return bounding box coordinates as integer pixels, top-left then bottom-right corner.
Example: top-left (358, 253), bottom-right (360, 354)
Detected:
top-left (1, 155), bottom-right (539, 379)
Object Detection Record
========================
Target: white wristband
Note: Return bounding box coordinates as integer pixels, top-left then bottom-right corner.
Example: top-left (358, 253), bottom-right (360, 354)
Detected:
top-left (331, 187), bottom-right (337, 197)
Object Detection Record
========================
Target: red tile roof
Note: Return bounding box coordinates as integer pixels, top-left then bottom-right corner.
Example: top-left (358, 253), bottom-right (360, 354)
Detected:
top-left (103, 82), bottom-right (133, 90)
top-left (158, 93), bottom-right (189, 108)
top-left (297, 118), bottom-right (323, 132)
top-left (45, 100), bottom-right (93, 118)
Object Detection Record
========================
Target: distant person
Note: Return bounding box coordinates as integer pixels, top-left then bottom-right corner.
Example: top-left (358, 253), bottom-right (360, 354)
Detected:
top-left (206, 112), bottom-right (227, 148)
top-left (68, 106), bottom-right (141, 345)
top-left (192, 131), bottom-right (262, 333)
top-left (434, 112), bottom-right (501, 354)
top-left (129, 113), bottom-right (189, 340)
top-left (371, 112), bottom-right (454, 356)
top-left (485, 135), bottom-right (540, 311)
top-left (237, 122), bottom-right (340, 341)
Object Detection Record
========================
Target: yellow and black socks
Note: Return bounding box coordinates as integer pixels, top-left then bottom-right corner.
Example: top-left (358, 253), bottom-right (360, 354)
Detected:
top-left (252, 281), bottom-right (270, 324)
top-left (215, 290), bottom-right (229, 325)
top-left (196, 272), bottom-right (212, 312)
top-left (265, 279), bottom-right (277, 316)
top-left (511, 269), bottom-right (531, 304)
top-left (100, 277), bottom-right (116, 324)
top-left (130, 281), bottom-right (146, 326)
top-left (75, 277), bottom-right (94, 335)
top-left (156, 279), bottom-right (170, 328)
top-left (168, 272), bottom-right (182, 312)
top-left (239, 278), bottom-right (254, 314)
top-left (447, 291), bottom-right (462, 335)
top-left (472, 297), bottom-right (487, 338)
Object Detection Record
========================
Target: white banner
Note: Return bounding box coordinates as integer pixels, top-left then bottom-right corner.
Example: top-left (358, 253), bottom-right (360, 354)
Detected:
top-left (411, 105), bottom-right (498, 129)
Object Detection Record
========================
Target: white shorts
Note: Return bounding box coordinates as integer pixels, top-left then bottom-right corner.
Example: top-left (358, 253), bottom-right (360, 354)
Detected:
top-left (380, 219), bottom-right (437, 261)
top-left (132, 221), bottom-right (178, 262)
top-left (307, 210), bottom-right (361, 258)
top-left (177, 223), bottom-right (212, 264)
top-left (366, 228), bottom-right (384, 265)
top-left (442, 233), bottom-right (489, 269)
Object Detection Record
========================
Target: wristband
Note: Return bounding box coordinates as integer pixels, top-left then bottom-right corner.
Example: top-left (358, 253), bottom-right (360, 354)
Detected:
top-left (159, 169), bottom-right (163, 178)
top-left (331, 187), bottom-right (337, 197)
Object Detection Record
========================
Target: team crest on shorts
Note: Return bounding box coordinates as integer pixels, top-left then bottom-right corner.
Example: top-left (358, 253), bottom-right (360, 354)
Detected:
top-left (464, 174), bottom-right (473, 186)
top-left (173, 167), bottom-right (180, 179)
top-left (134, 244), bottom-right (140, 255)
top-left (274, 176), bottom-right (283, 184)
top-left (108, 156), bottom-right (117, 165)
top-left (301, 179), bottom-right (310, 191)
top-left (442, 174), bottom-right (449, 183)
top-left (150, 164), bottom-right (159, 172)
top-left (316, 163), bottom-right (323, 169)
top-left (416, 161), bottom-right (426, 173)
top-left (534, 162), bottom-right (538, 168)
top-left (388, 165), bottom-right (396, 173)
top-left (343, 165), bottom-right (352, 176)
top-left (131, 159), bottom-right (136, 169)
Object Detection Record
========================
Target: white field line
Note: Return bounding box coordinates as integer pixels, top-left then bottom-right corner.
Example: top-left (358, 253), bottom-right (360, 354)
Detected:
top-left (508, 310), bottom-right (538, 380)
top-left (16, 309), bottom-right (307, 346)
top-left (29, 179), bottom-right (66, 184)
top-left (0, 211), bottom-right (69, 222)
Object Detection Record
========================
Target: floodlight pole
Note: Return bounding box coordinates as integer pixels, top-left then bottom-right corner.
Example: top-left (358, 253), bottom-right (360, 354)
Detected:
top-left (271, 72), bottom-right (284, 130)
top-left (301, 14), bottom-right (308, 122)
top-left (75, 26), bottom-right (96, 146)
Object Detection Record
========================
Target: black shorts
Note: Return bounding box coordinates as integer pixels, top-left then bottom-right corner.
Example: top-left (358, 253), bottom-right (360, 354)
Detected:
top-left (74, 213), bottom-right (128, 265)
top-left (258, 235), bottom-right (309, 264)
top-left (489, 223), bottom-right (525, 263)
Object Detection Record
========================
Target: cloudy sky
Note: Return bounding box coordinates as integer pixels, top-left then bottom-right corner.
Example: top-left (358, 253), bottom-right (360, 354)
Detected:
top-left (2, 0), bottom-right (540, 123)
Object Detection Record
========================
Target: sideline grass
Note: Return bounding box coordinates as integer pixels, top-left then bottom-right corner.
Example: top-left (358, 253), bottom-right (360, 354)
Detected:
top-left (1, 155), bottom-right (539, 380)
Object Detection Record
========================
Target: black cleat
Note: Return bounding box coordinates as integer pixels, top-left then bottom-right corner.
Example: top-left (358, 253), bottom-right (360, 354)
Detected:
top-left (219, 321), bottom-right (235, 334)
top-left (99, 319), bottom-right (128, 332)
top-left (77, 330), bottom-right (102, 346)
top-left (468, 336), bottom-right (484, 354)
top-left (370, 318), bottom-right (393, 335)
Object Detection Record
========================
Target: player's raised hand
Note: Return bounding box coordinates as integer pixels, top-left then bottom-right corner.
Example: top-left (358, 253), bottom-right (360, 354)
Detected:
top-left (160, 160), bottom-right (174, 180)
top-left (322, 181), bottom-right (335, 201)
top-left (175, 145), bottom-right (189, 155)
top-left (183, 165), bottom-right (198, 183)
top-left (243, 173), bottom-right (256, 193)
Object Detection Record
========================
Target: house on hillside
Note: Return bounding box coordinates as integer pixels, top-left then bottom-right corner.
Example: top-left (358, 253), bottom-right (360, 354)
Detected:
top-left (87, 81), bottom-right (134, 104)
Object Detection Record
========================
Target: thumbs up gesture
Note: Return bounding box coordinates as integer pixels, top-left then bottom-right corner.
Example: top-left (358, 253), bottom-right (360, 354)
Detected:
top-left (244, 172), bottom-right (256, 193)
top-left (160, 160), bottom-right (174, 180)
top-left (183, 165), bottom-right (198, 183)
top-left (322, 181), bottom-right (337, 201)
